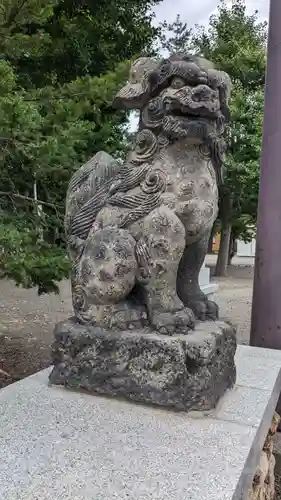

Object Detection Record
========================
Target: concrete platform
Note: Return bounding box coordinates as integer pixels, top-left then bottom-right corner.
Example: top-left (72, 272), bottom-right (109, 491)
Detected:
top-left (1, 345), bottom-right (281, 500)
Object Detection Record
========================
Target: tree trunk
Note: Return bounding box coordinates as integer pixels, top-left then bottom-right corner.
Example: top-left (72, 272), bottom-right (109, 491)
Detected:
top-left (227, 235), bottom-right (233, 265)
top-left (227, 231), bottom-right (236, 265)
top-left (215, 223), bottom-right (232, 276)
top-left (207, 223), bottom-right (215, 254)
top-left (214, 194), bottom-right (232, 277)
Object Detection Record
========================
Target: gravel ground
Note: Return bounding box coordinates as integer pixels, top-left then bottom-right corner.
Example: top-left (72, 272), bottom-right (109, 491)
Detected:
top-left (0, 260), bottom-right (254, 387)
top-left (212, 264), bottom-right (253, 345)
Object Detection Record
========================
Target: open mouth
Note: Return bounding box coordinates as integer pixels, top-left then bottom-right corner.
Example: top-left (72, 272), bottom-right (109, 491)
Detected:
top-left (165, 105), bottom-right (203, 120)
top-left (164, 100), bottom-right (191, 117)
top-left (164, 100), bottom-right (220, 121)
top-left (163, 98), bottom-right (202, 117)
top-left (168, 108), bottom-right (189, 117)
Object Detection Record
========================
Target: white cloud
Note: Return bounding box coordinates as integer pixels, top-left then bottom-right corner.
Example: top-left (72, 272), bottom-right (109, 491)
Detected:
top-left (154, 0), bottom-right (219, 26)
top-left (154, 0), bottom-right (269, 26)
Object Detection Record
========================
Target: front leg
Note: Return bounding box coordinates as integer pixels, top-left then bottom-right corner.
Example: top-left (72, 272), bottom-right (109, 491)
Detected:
top-left (177, 230), bottom-right (219, 321)
top-left (139, 206), bottom-right (195, 335)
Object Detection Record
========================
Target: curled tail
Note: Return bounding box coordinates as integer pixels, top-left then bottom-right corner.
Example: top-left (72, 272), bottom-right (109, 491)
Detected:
top-left (65, 151), bottom-right (122, 241)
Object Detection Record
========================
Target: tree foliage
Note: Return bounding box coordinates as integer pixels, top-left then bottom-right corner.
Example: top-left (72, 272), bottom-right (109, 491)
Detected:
top-left (160, 0), bottom-right (267, 274)
top-left (192, 0), bottom-right (267, 90)
top-left (0, 0), bottom-right (160, 86)
top-left (0, 0), bottom-right (161, 293)
top-left (193, 0), bottom-right (266, 274)
top-left (158, 14), bottom-right (192, 54)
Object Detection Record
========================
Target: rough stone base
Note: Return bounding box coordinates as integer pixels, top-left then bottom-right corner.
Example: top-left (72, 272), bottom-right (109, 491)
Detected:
top-left (49, 318), bottom-right (236, 412)
top-left (250, 413), bottom-right (280, 500)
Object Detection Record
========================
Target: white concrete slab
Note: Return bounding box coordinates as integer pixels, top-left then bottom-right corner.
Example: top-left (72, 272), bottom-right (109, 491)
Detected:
top-left (0, 345), bottom-right (281, 500)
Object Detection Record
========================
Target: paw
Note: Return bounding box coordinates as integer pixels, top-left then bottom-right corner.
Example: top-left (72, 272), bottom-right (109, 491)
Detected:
top-left (151, 308), bottom-right (195, 335)
top-left (187, 299), bottom-right (219, 321)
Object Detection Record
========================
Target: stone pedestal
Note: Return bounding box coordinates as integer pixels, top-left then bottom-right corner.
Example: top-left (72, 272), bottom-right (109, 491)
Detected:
top-left (49, 318), bottom-right (236, 412)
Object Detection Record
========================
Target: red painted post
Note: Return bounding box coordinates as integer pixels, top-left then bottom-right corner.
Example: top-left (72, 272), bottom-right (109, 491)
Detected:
top-left (250, 0), bottom-right (281, 348)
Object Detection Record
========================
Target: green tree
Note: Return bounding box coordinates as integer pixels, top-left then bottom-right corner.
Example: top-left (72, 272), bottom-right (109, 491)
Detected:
top-left (160, 0), bottom-right (266, 275)
top-left (212, 84), bottom-right (263, 268)
top-left (193, 0), bottom-right (266, 275)
top-left (0, 57), bottom-right (130, 292)
top-left (0, 0), bottom-right (162, 293)
top-left (0, 0), bottom-right (160, 86)
top-left (158, 14), bottom-right (192, 54)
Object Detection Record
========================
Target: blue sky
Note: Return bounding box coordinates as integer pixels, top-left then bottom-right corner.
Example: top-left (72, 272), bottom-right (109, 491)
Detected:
top-left (129, 0), bottom-right (270, 131)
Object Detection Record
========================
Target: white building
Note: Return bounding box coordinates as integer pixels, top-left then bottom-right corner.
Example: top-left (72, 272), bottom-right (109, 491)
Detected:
top-left (236, 238), bottom-right (256, 258)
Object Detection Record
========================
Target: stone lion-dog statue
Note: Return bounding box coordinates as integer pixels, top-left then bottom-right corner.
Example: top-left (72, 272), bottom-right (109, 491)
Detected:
top-left (65, 53), bottom-right (231, 335)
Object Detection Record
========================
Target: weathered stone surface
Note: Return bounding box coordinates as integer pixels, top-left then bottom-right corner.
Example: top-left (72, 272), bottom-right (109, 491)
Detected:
top-left (49, 318), bottom-right (236, 411)
top-left (250, 413), bottom-right (280, 500)
top-left (65, 53), bottom-right (232, 332)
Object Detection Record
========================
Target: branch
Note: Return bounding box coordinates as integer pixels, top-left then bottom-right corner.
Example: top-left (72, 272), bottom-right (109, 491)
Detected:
top-left (0, 191), bottom-right (64, 209)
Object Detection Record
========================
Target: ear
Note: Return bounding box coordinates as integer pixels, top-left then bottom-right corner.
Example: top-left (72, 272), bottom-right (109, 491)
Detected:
top-left (112, 82), bottom-right (150, 110)
top-left (147, 70), bottom-right (159, 89)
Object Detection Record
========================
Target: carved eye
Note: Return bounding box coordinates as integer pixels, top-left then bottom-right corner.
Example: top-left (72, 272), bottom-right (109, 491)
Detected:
top-left (170, 77), bottom-right (185, 89)
top-left (148, 99), bottom-right (159, 112)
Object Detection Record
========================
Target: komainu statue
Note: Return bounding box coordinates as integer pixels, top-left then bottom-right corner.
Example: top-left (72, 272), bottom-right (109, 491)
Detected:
top-left (65, 53), bottom-right (231, 334)
top-left (50, 54), bottom-right (236, 411)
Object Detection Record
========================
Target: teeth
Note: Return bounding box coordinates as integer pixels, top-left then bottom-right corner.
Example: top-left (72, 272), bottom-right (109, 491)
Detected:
top-left (164, 100), bottom-right (172, 111)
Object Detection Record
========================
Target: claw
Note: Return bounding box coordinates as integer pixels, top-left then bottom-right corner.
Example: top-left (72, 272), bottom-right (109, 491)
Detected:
top-left (151, 308), bottom-right (195, 335)
top-left (135, 239), bottom-right (152, 282)
top-left (187, 299), bottom-right (219, 321)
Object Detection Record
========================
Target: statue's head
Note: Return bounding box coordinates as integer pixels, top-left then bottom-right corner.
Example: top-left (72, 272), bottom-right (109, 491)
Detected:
top-left (114, 53), bottom-right (231, 144)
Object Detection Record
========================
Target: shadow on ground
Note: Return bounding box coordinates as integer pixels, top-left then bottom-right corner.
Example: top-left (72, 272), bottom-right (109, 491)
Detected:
top-left (0, 336), bottom-right (51, 388)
